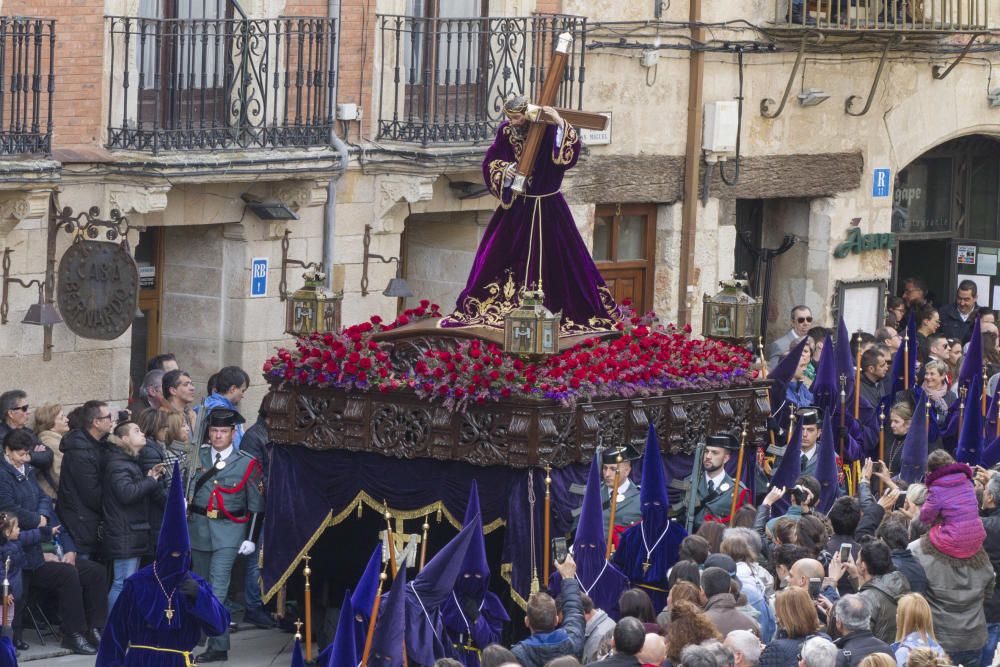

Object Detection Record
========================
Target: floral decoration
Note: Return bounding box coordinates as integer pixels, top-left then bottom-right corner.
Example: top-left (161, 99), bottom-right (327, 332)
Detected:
top-left (264, 299), bottom-right (755, 411)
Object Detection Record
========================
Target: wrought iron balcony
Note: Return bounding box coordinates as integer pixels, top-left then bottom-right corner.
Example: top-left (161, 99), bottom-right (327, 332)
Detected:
top-left (105, 13), bottom-right (336, 153)
top-left (375, 14), bottom-right (587, 146)
top-left (775, 0), bottom-right (988, 30)
top-left (0, 18), bottom-right (54, 156)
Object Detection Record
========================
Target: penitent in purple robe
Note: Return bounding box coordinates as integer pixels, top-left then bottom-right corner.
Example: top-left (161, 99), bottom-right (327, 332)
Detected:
top-left (613, 425), bottom-right (686, 612)
top-left (439, 120), bottom-right (623, 336)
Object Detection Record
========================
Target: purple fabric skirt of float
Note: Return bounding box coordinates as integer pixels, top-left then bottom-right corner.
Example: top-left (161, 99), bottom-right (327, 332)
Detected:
top-left (439, 192), bottom-right (623, 336)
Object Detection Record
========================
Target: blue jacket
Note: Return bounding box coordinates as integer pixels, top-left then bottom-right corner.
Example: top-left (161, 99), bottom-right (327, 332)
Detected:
top-left (0, 458), bottom-right (75, 569)
top-left (0, 527), bottom-right (51, 600)
top-left (511, 578), bottom-right (585, 667)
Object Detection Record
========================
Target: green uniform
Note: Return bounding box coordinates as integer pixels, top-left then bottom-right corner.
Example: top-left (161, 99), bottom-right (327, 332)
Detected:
top-left (188, 445), bottom-right (265, 653)
top-left (683, 472), bottom-right (748, 531)
top-left (601, 481), bottom-right (642, 531)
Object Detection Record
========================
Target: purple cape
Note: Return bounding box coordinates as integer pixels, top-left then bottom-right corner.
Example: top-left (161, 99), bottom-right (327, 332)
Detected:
top-left (440, 120), bottom-right (622, 336)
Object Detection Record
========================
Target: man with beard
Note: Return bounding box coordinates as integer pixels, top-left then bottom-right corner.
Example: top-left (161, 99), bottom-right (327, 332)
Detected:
top-left (681, 433), bottom-right (749, 531)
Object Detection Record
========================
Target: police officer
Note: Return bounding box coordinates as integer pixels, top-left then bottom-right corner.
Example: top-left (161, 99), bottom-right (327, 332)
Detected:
top-left (570, 444), bottom-right (641, 539)
top-left (797, 407), bottom-right (821, 478)
top-left (683, 433), bottom-right (748, 530)
top-left (188, 408), bottom-right (264, 664)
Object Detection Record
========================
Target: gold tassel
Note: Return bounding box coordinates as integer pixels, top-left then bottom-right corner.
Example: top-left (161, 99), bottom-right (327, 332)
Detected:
top-left (357, 501), bottom-right (363, 519)
top-left (436, 506), bottom-right (442, 523)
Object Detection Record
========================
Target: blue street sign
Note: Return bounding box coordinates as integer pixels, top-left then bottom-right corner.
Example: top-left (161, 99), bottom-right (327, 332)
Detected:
top-left (250, 257), bottom-right (268, 297)
top-left (872, 168), bottom-right (890, 198)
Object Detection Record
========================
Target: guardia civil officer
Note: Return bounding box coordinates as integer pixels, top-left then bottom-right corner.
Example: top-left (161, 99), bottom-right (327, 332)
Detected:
top-left (187, 408), bottom-right (264, 664)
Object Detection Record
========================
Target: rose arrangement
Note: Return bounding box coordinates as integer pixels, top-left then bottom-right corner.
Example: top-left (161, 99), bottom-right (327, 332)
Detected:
top-left (264, 300), bottom-right (754, 411)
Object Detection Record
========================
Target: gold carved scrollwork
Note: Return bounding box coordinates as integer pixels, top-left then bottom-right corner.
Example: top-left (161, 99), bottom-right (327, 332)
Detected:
top-left (552, 123), bottom-right (579, 166)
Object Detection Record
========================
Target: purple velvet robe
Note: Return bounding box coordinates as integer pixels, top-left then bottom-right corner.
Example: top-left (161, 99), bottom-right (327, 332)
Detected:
top-left (95, 568), bottom-right (229, 666)
top-left (440, 120), bottom-right (622, 335)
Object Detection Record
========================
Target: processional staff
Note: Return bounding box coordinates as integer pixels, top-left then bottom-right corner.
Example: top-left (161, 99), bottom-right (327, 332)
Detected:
top-left (605, 453), bottom-right (623, 560)
top-left (543, 466), bottom-right (552, 584)
top-left (303, 554), bottom-right (313, 662)
top-left (729, 427), bottom-right (748, 527)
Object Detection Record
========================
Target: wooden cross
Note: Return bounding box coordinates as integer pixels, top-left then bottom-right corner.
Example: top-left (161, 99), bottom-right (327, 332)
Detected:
top-left (511, 32), bottom-right (609, 193)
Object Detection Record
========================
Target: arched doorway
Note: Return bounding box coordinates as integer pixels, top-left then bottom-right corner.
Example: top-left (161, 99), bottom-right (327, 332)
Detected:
top-left (894, 134), bottom-right (1000, 309)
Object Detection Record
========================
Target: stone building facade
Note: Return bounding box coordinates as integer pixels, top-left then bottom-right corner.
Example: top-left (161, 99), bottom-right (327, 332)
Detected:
top-left (0, 0), bottom-right (997, 412)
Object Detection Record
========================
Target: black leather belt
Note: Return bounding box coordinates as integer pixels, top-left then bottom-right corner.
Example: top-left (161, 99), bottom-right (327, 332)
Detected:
top-left (189, 505), bottom-right (246, 520)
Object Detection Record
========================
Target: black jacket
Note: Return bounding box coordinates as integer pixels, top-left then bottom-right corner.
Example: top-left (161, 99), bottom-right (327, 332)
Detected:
top-left (0, 425), bottom-right (54, 491)
top-left (892, 549), bottom-right (928, 596)
top-left (938, 302), bottom-right (977, 344)
top-left (834, 631), bottom-right (893, 667)
top-left (241, 419), bottom-right (269, 481)
top-left (982, 507), bottom-right (1000, 622)
top-left (56, 428), bottom-right (108, 554)
top-left (100, 443), bottom-right (163, 559)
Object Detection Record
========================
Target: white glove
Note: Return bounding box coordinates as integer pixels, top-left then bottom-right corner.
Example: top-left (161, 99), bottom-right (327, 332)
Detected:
top-left (238, 540), bottom-right (256, 556)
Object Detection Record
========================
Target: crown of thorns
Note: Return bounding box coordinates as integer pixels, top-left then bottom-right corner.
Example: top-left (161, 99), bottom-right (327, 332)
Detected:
top-left (502, 95), bottom-right (529, 116)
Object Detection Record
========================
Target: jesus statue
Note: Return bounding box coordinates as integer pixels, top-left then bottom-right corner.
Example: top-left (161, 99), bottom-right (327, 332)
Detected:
top-left (439, 95), bottom-right (624, 337)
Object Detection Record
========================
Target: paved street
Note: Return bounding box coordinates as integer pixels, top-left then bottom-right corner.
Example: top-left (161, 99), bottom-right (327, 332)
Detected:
top-left (19, 625), bottom-right (298, 666)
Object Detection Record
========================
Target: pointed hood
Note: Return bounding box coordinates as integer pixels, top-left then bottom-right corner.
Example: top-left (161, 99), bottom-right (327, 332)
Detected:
top-left (350, 544), bottom-right (382, 651)
top-left (956, 376), bottom-right (985, 466)
top-left (324, 589), bottom-right (357, 667)
top-left (835, 318), bottom-right (856, 405)
top-left (454, 481), bottom-right (490, 601)
top-left (981, 433), bottom-right (1000, 469)
top-left (640, 424), bottom-right (669, 511)
top-left (945, 318), bottom-right (984, 442)
top-left (809, 333), bottom-right (838, 412)
top-left (370, 567), bottom-right (407, 667)
top-left (769, 336), bottom-right (811, 436)
top-left (290, 635), bottom-right (306, 667)
top-left (574, 454), bottom-right (607, 553)
top-left (815, 412), bottom-right (840, 514)
top-left (410, 517), bottom-right (477, 610)
top-left (900, 396), bottom-right (930, 483)
top-left (156, 461), bottom-right (191, 581)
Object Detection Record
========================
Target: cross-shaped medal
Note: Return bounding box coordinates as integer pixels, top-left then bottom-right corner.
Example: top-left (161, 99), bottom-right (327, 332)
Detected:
top-left (642, 561), bottom-right (651, 575)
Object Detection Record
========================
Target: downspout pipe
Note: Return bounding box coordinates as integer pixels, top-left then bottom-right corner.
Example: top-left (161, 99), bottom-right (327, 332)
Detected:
top-left (677, 0), bottom-right (704, 327)
top-left (324, 0), bottom-right (350, 292)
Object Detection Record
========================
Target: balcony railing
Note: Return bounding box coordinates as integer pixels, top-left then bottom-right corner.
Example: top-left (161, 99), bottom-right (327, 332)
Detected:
top-left (376, 14), bottom-right (587, 146)
top-left (0, 18), bottom-right (54, 156)
top-left (775, 0), bottom-right (988, 30)
top-left (106, 15), bottom-right (336, 153)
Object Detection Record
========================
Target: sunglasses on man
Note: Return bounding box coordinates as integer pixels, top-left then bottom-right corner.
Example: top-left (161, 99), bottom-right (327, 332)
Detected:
top-left (796, 316), bottom-right (813, 324)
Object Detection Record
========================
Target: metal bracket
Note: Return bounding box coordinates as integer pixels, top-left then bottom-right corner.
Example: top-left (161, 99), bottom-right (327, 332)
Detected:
top-left (279, 229), bottom-right (321, 301)
top-left (361, 224), bottom-right (400, 297)
top-left (760, 33), bottom-right (823, 119)
top-left (1, 248), bottom-right (43, 325)
top-left (54, 205), bottom-right (133, 248)
top-left (932, 32), bottom-right (986, 80)
top-left (845, 37), bottom-right (897, 117)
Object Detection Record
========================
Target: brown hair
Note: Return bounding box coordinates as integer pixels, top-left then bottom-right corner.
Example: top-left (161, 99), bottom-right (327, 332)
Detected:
top-left (858, 655), bottom-right (896, 667)
top-left (138, 407), bottom-right (187, 444)
top-left (895, 593), bottom-right (937, 644)
top-left (525, 592), bottom-right (557, 633)
top-left (696, 521), bottom-right (725, 554)
top-left (721, 535), bottom-right (755, 564)
top-left (774, 587), bottom-right (820, 638)
top-left (0, 512), bottom-right (17, 538)
top-left (731, 505), bottom-right (757, 528)
top-left (772, 516), bottom-right (798, 545)
top-left (664, 600), bottom-right (722, 663)
top-left (667, 580), bottom-right (702, 609)
top-left (32, 403), bottom-right (62, 433)
top-left (926, 449), bottom-right (954, 472)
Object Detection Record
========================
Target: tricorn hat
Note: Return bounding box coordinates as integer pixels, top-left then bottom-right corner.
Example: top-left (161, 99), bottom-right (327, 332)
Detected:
top-left (795, 406), bottom-right (823, 426)
top-left (207, 408), bottom-right (246, 428)
top-left (705, 432), bottom-right (740, 452)
top-left (600, 444), bottom-right (641, 465)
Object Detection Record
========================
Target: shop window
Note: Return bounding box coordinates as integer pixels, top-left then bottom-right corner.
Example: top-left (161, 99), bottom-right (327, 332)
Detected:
top-left (893, 157), bottom-right (953, 234)
top-left (969, 156), bottom-right (1000, 241)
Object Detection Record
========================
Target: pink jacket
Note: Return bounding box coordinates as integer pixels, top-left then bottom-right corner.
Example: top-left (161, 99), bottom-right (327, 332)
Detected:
top-left (920, 462), bottom-right (986, 559)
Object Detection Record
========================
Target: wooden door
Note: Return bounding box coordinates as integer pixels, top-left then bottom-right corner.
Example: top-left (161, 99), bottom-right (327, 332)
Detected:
top-left (129, 227), bottom-right (165, 395)
top-left (592, 204), bottom-right (657, 313)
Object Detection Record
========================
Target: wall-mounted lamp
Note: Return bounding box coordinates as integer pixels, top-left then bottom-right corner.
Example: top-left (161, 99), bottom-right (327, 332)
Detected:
top-left (279, 230), bottom-right (342, 335)
top-left (1, 247), bottom-right (61, 360)
top-left (361, 224), bottom-right (413, 298)
top-left (797, 89), bottom-right (830, 107)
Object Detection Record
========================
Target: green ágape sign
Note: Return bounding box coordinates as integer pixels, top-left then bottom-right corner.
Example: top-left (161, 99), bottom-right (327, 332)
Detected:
top-left (833, 227), bottom-right (896, 259)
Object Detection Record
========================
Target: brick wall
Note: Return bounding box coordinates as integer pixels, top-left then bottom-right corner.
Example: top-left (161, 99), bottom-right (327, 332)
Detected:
top-left (535, 0), bottom-right (562, 13)
top-left (6, 0), bottom-right (105, 151)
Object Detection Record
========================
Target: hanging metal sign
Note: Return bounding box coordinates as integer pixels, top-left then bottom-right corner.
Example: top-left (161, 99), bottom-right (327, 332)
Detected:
top-left (55, 206), bottom-right (139, 340)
